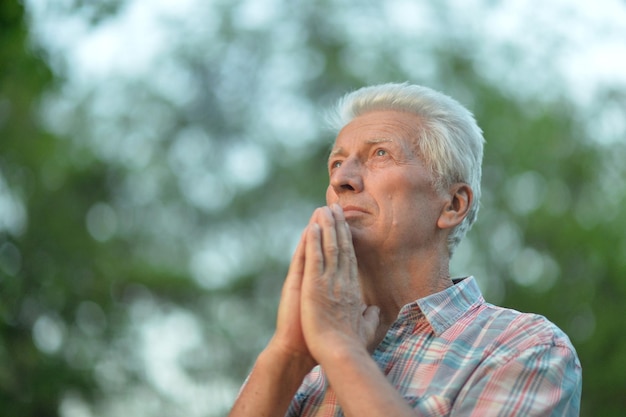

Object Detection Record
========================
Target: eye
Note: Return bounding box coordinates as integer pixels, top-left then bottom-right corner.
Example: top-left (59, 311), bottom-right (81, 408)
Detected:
top-left (330, 160), bottom-right (342, 169)
top-left (375, 149), bottom-right (387, 157)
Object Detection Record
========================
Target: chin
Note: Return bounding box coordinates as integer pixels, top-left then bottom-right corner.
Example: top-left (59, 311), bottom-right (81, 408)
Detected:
top-left (349, 230), bottom-right (374, 255)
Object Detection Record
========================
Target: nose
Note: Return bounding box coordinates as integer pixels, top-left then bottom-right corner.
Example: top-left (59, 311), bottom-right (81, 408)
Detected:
top-left (329, 157), bottom-right (364, 194)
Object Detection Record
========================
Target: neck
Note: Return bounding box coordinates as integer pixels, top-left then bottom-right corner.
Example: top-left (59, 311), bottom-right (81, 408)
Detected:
top-left (356, 245), bottom-right (453, 326)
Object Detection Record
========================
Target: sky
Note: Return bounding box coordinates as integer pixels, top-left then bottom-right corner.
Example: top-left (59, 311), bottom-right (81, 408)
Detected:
top-left (26, 0), bottom-right (626, 109)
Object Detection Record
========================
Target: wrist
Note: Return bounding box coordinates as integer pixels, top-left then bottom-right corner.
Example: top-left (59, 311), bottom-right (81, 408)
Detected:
top-left (312, 336), bottom-right (370, 368)
top-left (263, 338), bottom-right (317, 375)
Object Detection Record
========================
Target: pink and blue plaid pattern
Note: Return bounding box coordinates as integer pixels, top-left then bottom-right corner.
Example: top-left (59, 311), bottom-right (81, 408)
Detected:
top-left (288, 277), bottom-right (582, 416)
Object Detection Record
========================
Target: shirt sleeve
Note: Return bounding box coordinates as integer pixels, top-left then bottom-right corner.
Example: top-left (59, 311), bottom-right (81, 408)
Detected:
top-left (452, 342), bottom-right (582, 417)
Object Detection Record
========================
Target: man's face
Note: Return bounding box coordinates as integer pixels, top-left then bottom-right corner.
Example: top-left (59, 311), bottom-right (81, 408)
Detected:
top-left (325, 110), bottom-right (449, 255)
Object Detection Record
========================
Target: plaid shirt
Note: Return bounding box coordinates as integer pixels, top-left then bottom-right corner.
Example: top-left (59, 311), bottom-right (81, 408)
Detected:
top-left (287, 276), bottom-right (582, 416)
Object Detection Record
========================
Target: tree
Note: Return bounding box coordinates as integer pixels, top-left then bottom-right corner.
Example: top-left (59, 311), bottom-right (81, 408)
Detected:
top-left (1, 1), bottom-right (198, 415)
top-left (3, 0), bottom-right (626, 415)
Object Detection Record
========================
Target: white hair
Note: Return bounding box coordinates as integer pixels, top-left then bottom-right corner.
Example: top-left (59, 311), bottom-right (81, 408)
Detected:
top-left (327, 82), bottom-right (485, 256)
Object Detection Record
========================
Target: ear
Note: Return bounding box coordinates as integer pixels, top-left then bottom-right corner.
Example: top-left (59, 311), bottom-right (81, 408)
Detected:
top-left (437, 183), bottom-right (473, 230)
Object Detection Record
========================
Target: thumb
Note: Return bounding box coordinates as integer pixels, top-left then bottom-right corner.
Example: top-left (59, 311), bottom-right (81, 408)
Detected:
top-left (362, 305), bottom-right (381, 326)
top-left (361, 305), bottom-right (381, 351)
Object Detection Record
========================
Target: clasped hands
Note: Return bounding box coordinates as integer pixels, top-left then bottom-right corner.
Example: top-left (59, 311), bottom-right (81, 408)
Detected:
top-left (270, 204), bottom-right (382, 368)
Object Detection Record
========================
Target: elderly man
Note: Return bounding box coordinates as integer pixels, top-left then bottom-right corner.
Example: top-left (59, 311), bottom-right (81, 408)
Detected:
top-left (228, 83), bottom-right (582, 416)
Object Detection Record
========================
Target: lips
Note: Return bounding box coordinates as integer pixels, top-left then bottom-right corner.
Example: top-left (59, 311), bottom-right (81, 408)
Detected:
top-left (341, 205), bottom-right (368, 215)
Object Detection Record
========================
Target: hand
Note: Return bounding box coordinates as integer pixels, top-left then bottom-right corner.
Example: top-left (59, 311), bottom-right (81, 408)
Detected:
top-left (300, 204), bottom-right (381, 362)
top-left (268, 228), bottom-right (316, 368)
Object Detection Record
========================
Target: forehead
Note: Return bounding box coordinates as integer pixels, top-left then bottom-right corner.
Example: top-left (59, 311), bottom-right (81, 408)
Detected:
top-left (332, 110), bottom-right (422, 150)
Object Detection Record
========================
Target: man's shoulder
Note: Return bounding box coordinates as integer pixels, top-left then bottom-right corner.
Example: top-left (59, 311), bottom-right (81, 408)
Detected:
top-left (466, 301), bottom-right (577, 355)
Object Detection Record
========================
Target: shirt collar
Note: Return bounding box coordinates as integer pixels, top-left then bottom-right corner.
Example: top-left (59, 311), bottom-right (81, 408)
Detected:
top-left (396, 276), bottom-right (484, 337)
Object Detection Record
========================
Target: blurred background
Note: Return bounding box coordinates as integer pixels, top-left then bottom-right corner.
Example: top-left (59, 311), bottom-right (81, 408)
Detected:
top-left (1, 0), bottom-right (626, 416)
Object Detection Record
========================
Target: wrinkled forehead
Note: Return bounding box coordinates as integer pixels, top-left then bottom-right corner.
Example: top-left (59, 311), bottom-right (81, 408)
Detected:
top-left (330, 109), bottom-right (425, 152)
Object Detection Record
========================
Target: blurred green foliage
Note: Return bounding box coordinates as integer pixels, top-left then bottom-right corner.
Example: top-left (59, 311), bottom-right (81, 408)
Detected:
top-left (2, 0), bottom-right (626, 416)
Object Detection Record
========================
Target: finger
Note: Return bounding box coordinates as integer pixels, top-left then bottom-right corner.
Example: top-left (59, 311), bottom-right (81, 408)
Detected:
top-left (303, 222), bottom-right (323, 282)
top-left (318, 206), bottom-right (339, 274)
top-left (331, 204), bottom-right (355, 275)
top-left (362, 305), bottom-right (382, 352)
top-left (282, 227), bottom-right (307, 294)
top-left (362, 305), bottom-right (381, 326)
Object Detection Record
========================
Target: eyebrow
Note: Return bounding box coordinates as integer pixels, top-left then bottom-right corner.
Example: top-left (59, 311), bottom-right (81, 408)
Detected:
top-left (328, 138), bottom-right (396, 162)
top-left (328, 147), bottom-right (344, 160)
top-left (365, 138), bottom-right (393, 145)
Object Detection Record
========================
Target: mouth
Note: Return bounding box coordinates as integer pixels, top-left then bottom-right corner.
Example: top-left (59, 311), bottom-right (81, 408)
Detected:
top-left (341, 205), bottom-right (368, 215)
